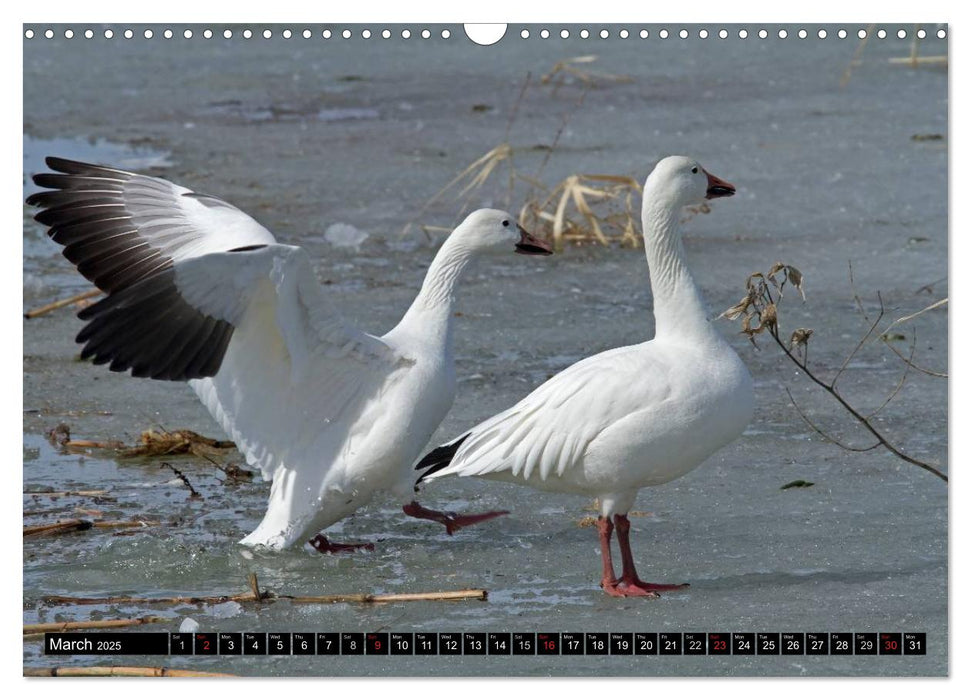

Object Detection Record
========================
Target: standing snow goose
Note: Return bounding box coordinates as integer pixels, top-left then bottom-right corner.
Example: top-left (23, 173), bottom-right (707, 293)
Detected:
top-left (417, 156), bottom-right (753, 597)
top-left (27, 157), bottom-right (552, 552)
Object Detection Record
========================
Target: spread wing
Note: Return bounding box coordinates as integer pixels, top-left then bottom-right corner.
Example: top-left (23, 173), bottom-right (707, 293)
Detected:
top-left (29, 158), bottom-right (409, 481)
top-left (419, 345), bottom-right (664, 483)
top-left (27, 157), bottom-right (277, 294)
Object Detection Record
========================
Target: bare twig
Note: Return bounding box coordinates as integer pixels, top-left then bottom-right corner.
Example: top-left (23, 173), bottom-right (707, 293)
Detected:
top-left (724, 263), bottom-right (947, 482)
top-left (160, 462), bottom-right (203, 500)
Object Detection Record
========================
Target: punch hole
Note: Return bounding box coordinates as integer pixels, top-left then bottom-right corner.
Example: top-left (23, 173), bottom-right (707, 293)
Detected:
top-left (917, 29), bottom-right (926, 39)
top-left (421, 29), bottom-right (431, 39)
top-left (897, 29), bottom-right (906, 39)
top-left (283, 29), bottom-right (292, 39)
top-left (658, 29), bottom-right (668, 39)
top-left (798, 29), bottom-right (807, 39)
top-left (64, 29), bottom-right (74, 39)
top-left (698, 29), bottom-right (708, 39)
top-left (936, 29), bottom-right (946, 39)
top-left (382, 29), bottom-right (391, 39)
top-left (223, 29), bottom-right (232, 39)
top-left (342, 29), bottom-right (351, 39)
top-left (303, 29), bottom-right (312, 39)
top-left (818, 29), bottom-right (827, 39)
top-left (264, 29), bottom-right (273, 39)
top-left (441, 29), bottom-right (451, 39)
top-left (877, 29), bottom-right (886, 39)
top-left (363, 29), bottom-right (372, 39)
top-left (44, 29), bottom-right (53, 39)
top-left (679, 29), bottom-right (688, 39)
top-left (718, 29), bottom-right (728, 39)
top-left (203, 29), bottom-right (212, 39)
top-left (638, 29), bottom-right (647, 39)
top-left (758, 29), bottom-right (767, 39)
top-left (242, 29), bottom-right (251, 39)
top-left (163, 29), bottom-right (173, 39)
top-left (858, 29), bottom-right (867, 39)
top-left (778, 29), bottom-right (787, 39)
top-left (738, 29), bottom-right (748, 39)
top-left (184, 29), bottom-right (193, 39)
top-left (24, 29), bottom-right (34, 39)
top-left (619, 29), bottom-right (629, 39)
top-left (560, 29), bottom-right (569, 39)
top-left (323, 29), bottom-right (332, 39)
top-left (401, 29), bottom-right (411, 39)
top-left (520, 29), bottom-right (529, 39)
top-left (580, 29), bottom-right (589, 39)
top-left (464, 24), bottom-right (506, 46)
top-left (540, 29), bottom-right (550, 39)
top-left (838, 29), bottom-right (847, 39)
top-left (143, 29), bottom-right (153, 39)
top-left (104, 29), bottom-right (113, 39)
top-left (124, 29), bottom-right (133, 39)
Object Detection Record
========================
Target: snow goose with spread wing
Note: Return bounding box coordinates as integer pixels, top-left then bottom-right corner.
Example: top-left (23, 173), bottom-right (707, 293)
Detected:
top-left (27, 157), bottom-right (552, 552)
top-left (417, 156), bottom-right (753, 596)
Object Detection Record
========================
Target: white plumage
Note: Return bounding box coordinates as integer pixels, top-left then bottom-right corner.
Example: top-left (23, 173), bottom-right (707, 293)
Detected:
top-left (419, 156), bottom-right (754, 596)
top-left (28, 157), bottom-right (552, 551)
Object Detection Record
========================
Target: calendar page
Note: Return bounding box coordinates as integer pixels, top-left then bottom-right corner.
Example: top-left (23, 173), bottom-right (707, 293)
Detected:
top-left (22, 20), bottom-right (948, 678)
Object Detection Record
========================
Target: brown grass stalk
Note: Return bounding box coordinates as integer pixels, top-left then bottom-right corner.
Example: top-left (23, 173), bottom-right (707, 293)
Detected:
top-left (24, 616), bottom-right (167, 636)
top-left (24, 666), bottom-right (235, 678)
top-left (42, 588), bottom-right (488, 607)
top-left (24, 288), bottom-right (101, 319)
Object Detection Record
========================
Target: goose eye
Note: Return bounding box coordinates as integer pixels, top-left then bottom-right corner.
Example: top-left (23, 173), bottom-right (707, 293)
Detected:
top-left (502, 219), bottom-right (510, 227)
top-left (691, 166), bottom-right (699, 174)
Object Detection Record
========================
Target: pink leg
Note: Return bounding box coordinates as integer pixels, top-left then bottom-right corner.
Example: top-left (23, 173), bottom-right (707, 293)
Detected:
top-left (612, 514), bottom-right (688, 593)
top-left (597, 516), bottom-right (620, 590)
top-left (308, 534), bottom-right (374, 554)
top-left (402, 500), bottom-right (509, 535)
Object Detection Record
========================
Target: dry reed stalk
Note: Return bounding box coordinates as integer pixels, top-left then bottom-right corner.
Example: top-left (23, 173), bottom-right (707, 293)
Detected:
top-left (43, 592), bottom-right (261, 606)
top-left (64, 439), bottom-right (125, 450)
top-left (24, 288), bottom-right (101, 319)
top-left (24, 519), bottom-right (161, 537)
top-left (541, 55), bottom-right (633, 90)
top-left (284, 589), bottom-right (488, 604)
top-left (121, 428), bottom-right (235, 458)
top-left (24, 616), bottom-right (167, 636)
top-left (521, 173), bottom-right (642, 251)
top-left (24, 666), bottom-right (235, 678)
top-left (23, 490), bottom-right (110, 498)
top-left (42, 588), bottom-right (487, 607)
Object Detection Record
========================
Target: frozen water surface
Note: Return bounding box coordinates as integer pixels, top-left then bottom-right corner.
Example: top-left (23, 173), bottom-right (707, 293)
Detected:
top-left (22, 25), bottom-right (946, 676)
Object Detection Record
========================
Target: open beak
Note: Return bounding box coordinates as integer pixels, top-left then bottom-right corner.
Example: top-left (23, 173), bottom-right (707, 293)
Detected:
top-left (514, 225), bottom-right (554, 256)
top-left (704, 169), bottom-right (736, 200)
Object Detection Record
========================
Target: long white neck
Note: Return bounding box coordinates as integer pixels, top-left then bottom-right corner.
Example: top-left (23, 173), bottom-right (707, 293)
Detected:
top-left (388, 233), bottom-right (476, 352)
top-left (641, 194), bottom-right (713, 341)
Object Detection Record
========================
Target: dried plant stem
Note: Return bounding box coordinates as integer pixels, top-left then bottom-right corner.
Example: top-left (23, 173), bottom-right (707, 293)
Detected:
top-left (24, 616), bottom-right (167, 637)
top-left (24, 519), bottom-right (161, 537)
top-left (160, 462), bottom-right (202, 500)
top-left (24, 666), bottom-right (234, 678)
top-left (24, 288), bottom-right (101, 319)
top-left (41, 588), bottom-right (488, 607)
top-left (23, 490), bottom-right (109, 498)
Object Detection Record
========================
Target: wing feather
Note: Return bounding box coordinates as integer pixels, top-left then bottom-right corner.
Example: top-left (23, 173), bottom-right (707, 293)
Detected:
top-left (421, 346), bottom-right (662, 484)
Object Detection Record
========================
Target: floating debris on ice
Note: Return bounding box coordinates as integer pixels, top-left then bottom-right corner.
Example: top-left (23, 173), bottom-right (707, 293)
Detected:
top-left (324, 222), bottom-right (369, 251)
top-left (179, 617), bottom-right (200, 633)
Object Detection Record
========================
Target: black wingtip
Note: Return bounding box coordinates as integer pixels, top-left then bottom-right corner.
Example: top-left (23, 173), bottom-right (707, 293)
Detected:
top-left (415, 433), bottom-right (471, 484)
